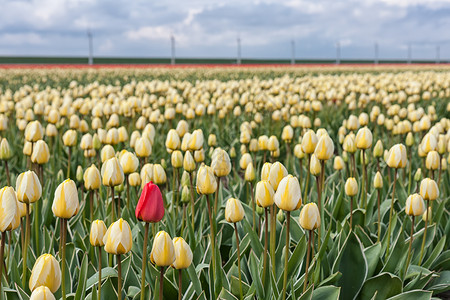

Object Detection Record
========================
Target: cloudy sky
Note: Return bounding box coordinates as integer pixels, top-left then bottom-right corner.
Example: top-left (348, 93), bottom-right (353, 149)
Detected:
top-left (0, 0), bottom-right (449, 60)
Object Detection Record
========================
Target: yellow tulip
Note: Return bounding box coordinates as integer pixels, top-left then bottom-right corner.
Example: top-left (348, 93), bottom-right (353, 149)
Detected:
top-left (419, 178), bottom-right (439, 201)
top-left (314, 134), bottom-right (334, 160)
top-left (188, 129), bottom-right (204, 151)
top-left (225, 198), bottom-right (245, 223)
top-left (282, 125), bottom-right (294, 142)
top-left (245, 162), bottom-right (256, 182)
top-left (274, 175), bottom-right (302, 211)
top-left (172, 237), bottom-right (193, 269)
top-left (166, 129), bottom-right (180, 150)
top-left (31, 140), bottom-right (50, 165)
top-left (128, 172), bottom-right (141, 187)
top-left (80, 133), bottom-right (93, 150)
top-left (153, 164), bottom-right (167, 185)
top-left (0, 187), bottom-right (20, 232)
top-left (16, 170), bottom-right (42, 203)
top-left (103, 218), bottom-right (133, 255)
top-left (333, 156), bottom-right (345, 170)
top-left (268, 162), bottom-right (287, 191)
top-left (239, 153), bottom-right (252, 170)
top-left (23, 141), bottom-right (32, 156)
top-left (343, 134), bottom-right (357, 154)
top-left (405, 132), bottom-right (414, 147)
top-left (301, 130), bottom-right (318, 154)
top-left (258, 135), bottom-right (269, 151)
top-left (240, 130), bottom-right (251, 144)
top-left (355, 127), bottom-right (373, 149)
top-left (52, 179), bottom-right (79, 219)
top-left (183, 151), bottom-right (196, 172)
top-left (405, 194), bottom-right (426, 216)
top-left (310, 154), bottom-right (321, 176)
top-left (171, 150), bottom-right (183, 169)
top-left (135, 137), bottom-right (152, 157)
top-left (0, 138), bottom-right (11, 160)
top-left (211, 149), bottom-right (231, 177)
top-left (299, 203), bottom-right (320, 230)
top-left (62, 129), bottom-right (77, 147)
top-left (102, 157), bottom-right (124, 187)
top-left (30, 286), bottom-right (56, 300)
top-left (374, 171), bottom-right (383, 189)
top-left (29, 254), bottom-right (61, 293)
top-left (345, 178), bottom-right (358, 196)
top-left (261, 162), bottom-right (272, 181)
top-left (119, 151), bottom-right (139, 174)
top-left (268, 135), bottom-right (279, 151)
top-left (90, 220), bottom-right (107, 247)
top-left (194, 149), bottom-right (205, 163)
top-left (386, 144), bottom-right (407, 169)
top-left (106, 128), bottom-right (119, 145)
top-left (255, 180), bottom-right (274, 208)
top-left (150, 231), bottom-right (175, 267)
top-left (422, 207), bottom-right (432, 222)
top-left (176, 120), bottom-right (189, 138)
top-left (25, 120), bottom-right (44, 142)
top-left (425, 151), bottom-right (439, 170)
top-left (83, 165), bottom-right (101, 190)
top-left (421, 133), bottom-right (437, 153)
top-left (373, 140), bottom-right (383, 158)
top-left (196, 165), bottom-right (217, 195)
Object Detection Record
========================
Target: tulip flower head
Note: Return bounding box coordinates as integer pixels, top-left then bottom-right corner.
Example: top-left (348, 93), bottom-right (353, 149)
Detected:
top-left (386, 144), bottom-right (407, 169)
top-left (419, 178), bottom-right (439, 201)
top-left (52, 179), bottom-right (79, 219)
top-left (314, 134), bottom-right (334, 160)
top-left (274, 175), bottom-right (302, 211)
top-left (29, 254), bottom-right (61, 293)
top-left (16, 170), bottom-right (42, 203)
top-left (135, 181), bottom-right (165, 223)
top-left (345, 177), bottom-right (358, 196)
top-left (30, 286), bottom-right (56, 300)
top-left (0, 186), bottom-right (20, 232)
top-left (172, 237), bottom-right (193, 269)
top-left (84, 164), bottom-right (101, 190)
top-left (268, 162), bottom-right (288, 191)
top-left (150, 231), bottom-right (175, 267)
top-left (373, 171), bottom-right (383, 189)
top-left (405, 194), bottom-right (426, 216)
top-left (102, 157), bottom-right (124, 187)
top-left (255, 180), bottom-right (275, 208)
top-left (355, 127), bottom-right (373, 149)
top-left (301, 130), bottom-right (318, 154)
top-left (211, 149), bottom-right (232, 177)
top-left (261, 162), bottom-right (272, 181)
top-left (90, 220), bottom-right (107, 247)
top-left (196, 165), bottom-right (217, 195)
top-left (225, 198), bottom-right (245, 223)
top-left (103, 218), bottom-right (133, 255)
top-left (299, 203), bottom-right (320, 230)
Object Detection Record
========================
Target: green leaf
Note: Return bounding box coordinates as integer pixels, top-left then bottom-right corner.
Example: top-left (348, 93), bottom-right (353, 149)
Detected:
top-left (311, 286), bottom-right (340, 300)
top-left (86, 267), bottom-right (118, 290)
top-left (360, 272), bottom-right (402, 300)
top-left (219, 287), bottom-right (239, 300)
top-left (74, 254), bottom-right (89, 300)
top-left (426, 271), bottom-right (450, 294)
top-left (386, 290), bottom-right (432, 300)
top-left (364, 243), bottom-right (381, 278)
top-left (335, 232), bottom-right (368, 300)
top-left (422, 235), bottom-right (446, 269)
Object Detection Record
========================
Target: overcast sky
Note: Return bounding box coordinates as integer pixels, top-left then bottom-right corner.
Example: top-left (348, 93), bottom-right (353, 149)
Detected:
top-left (0, 0), bottom-right (449, 60)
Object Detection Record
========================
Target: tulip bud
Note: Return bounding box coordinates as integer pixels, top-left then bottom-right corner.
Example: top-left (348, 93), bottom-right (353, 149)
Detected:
top-left (119, 151), bottom-right (139, 174)
top-left (102, 157), bottom-right (124, 187)
top-left (421, 133), bottom-right (437, 154)
top-left (229, 146), bottom-right (237, 158)
top-left (128, 172), bottom-right (141, 187)
top-left (281, 125), bottom-right (294, 142)
top-left (180, 171), bottom-right (190, 187)
top-left (245, 162), bottom-right (256, 182)
top-left (194, 149), bottom-right (205, 163)
top-left (100, 145), bottom-right (115, 163)
top-left (255, 180), bottom-right (275, 208)
top-left (183, 151), bottom-right (196, 172)
top-left (0, 138), bottom-right (11, 160)
top-left (310, 154), bottom-right (321, 176)
top-left (405, 132), bottom-right (414, 147)
top-left (239, 153), bottom-right (252, 170)
top-left (333, 156), bottom-right (345, 170)
top-left (29, 254), bottom-right (61, 293)
top-left (277, 208), bottom-right (285, 222)
top-left (171, 151), bottom-right (183, 168)
top-left (166, 129), bottom-right (181, 150)
top-left (299, 203), bottom-right (320, 230)
top-left (150, 231), bottom-right (175, 267)
top-left (268, 162), bottom-right (288, 191)
top-left (80, 134), bottom-right (93, 150)
top-left (405, 194), bottom-right (426, 216)
top-left (83, 165), bottom-right (101, 190)
top-left (196, 165), bottom-right (217, 195)
top-left (422, 207), bottom-right (432, 222)
top-left (176, 120), bottom-right (189, 138)
top-left (441, 157), bottom-right (447, 170)
top-left (181, 185), bottom-right (190, 203)
top-left (414, 168), bottom-right (422, 182)
top-left (261, 162), bottom-right (272, 181)
top-left (25, 120), bottom-right (44, 142)
top-left (301, 130), bottom-right (318, 154)
top-left (343, 135), bottom-right (357, 154)
top-left (92, 134), bottom-right (101, 150)
top-left (345, 177), bottom-right (358, 196)
top-left (188, 129), bottom-right (204, 151)
top-left (294, 144), bottom-right (304, 159)
top-left (373, 140), bottom-right (383, 158)
top-left (172, 237), bottom-right (193, 269)
top-left (249, 139), bottom-right (258, 152)
top-left (256, 205), bottom-right (264, 216)
top-left (16, 170), bottom-right (42, 203)
top-left (211, 149), bottom-right (231, 177)
top-left (52, 179), bottom-right (79, 219)
top-left (274, 175), bottom-right (302, 211)
top-left (225, 198), bottom-right (245, 223)
top-left (62, 129), bottom-right (77, 147)
top-left (135, 137), bottom-right (152, 158)
top-left (355, 127), bottom-right (373, 149)
top-left (75, 165), bottom-right (83, 182)
top-left (373, 171), bottom-right (383, 189)
top-left (419, 178), bottom-right (439, 201)
top-left (386, 144), bottom-right (407, 169)
top-left (31, 140), bottom-right (50, 165)
top-left (208, 134), bottom-right (217, 147)
top-left (103, 218), bottom-right (133, 255)
top-left (135, 181), bottom-right (164, 223)
top-left (0, 187), bottom-right (20, 232)
top-left (425, 151), bottom-right (440, 170)
top-left (90, 220), bottom-right (107, 247)
top-left (30, 286), bottom-right (56, 300)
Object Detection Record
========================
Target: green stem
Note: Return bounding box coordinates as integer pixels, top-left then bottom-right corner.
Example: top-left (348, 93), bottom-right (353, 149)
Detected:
top-left (117, 254), bottom-right (122, 300)
top-left (377, 189), bottom-right (381, 243)
top-left (90, 190), bottom-right (94, 221)
top-left (178, 269), bottom-right (182, 300)
top-left (189, 172), bottom-right (195, 229)
top-left (159, 267), bottom-right (164, 300)
top-left (350, 196), bottom-right (354, 230)
top-left (407, 147), bottom-right (412, 195)
top-left (126, 174), bottom-right (130, 210)
top-left (234, 223), bottom-right (243, 300)
top-left (250, 182), bottom-right (256, 232)
top-left (262, 208), bottom-right (268, 286)
top-left (404, 216), bottom-right (415, 278)
top-left (214, 176), bottom-right (220, 216)
top-left (282, 211), bottom-right (290, 300)
top-left (0, 232), bottom-right (5, 300)
top-left (206, 195), bottom-right (216, 284)
top-left (98, 246), bottom-right (102, 300)
top-left (111, 187), bottom-right (115, 222)
top-left (362, 149), bottom-right (368, 209)
top-left (270, 204), bottom-right (276, 277)
top-left (22, 203), bottom-right (30, 289)
top-left (418, 200), bottom-right (430, 265)
top-left (4, 161), bottom-right (10, 186)
top-left (140, 223), bottom-right (149, 300)
top-left (67, 147), bottom-right (71, 178)
top-left (303, 154), bottom-right (311, 203)
top-left (386, 169), bottom-right (397, 258)
top-left (61, 219), bottom-right (67, 300)
top-left (303, 230), bottom-right (312, 293)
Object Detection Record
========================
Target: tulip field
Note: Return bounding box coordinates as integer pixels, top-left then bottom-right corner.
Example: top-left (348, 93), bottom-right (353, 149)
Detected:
top-left (0, 65), bottom-right (449, 300)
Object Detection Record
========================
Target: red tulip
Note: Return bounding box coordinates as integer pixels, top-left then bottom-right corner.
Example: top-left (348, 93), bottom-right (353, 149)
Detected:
top-left (135, 181), bottom-right (164, 223)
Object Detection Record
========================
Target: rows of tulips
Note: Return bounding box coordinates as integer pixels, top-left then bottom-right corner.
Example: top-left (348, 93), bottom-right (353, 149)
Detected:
top-left (0, 67), bottom-right (448, 300)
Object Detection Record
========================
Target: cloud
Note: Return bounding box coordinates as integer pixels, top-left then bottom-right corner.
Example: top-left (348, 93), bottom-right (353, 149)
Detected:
top-left (0, 0), bottom-right (448, 59)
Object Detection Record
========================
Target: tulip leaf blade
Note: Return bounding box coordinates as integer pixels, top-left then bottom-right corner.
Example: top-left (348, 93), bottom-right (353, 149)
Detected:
top-left (74, 254), bottom-right (88, 300)
top-left (311, 285), bottom-right (340, 300)
top-left (360, 272), bottom-right (402, 300)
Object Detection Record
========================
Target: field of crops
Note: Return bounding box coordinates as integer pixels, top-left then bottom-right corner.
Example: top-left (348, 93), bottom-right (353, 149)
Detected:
top-left (0, 65), bottom-right (448, 300)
